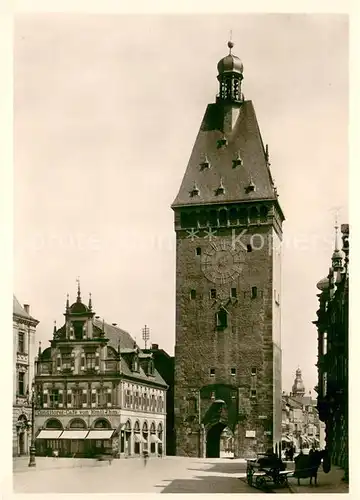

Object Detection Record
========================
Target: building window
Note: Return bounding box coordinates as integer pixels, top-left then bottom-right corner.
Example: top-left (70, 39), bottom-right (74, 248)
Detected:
top-left (190, 289), bottom-right (196, 300)
top-left (18, 372), bottom-right (25, 395)
top-left (247, 244), bottom-right (252, 252)
top-left (231, 288), bottom-right (237, 298)
top-left (61, 352), bottom-right (72, 370)
top-left (251, 367), bottom-right (257, 375)
top-left (210, 368), bottom-right (215, 377)
top-left (86, 353), bottom-right (96, 370)
top-left (196, 247), bottom-right (202, 256)
top-left (251, 287), bottom-right (258, 299)
top-left (18, 332), bottom-right (25, 353)
top-left (231, 368), bottom-right (236, 376)
top-left (50, 389), bottom-right (59, 408)
top-left (323, 332), bottom-right (328, 355)
top-left (210, 289), bottom-right (217, 299)
top-left (216, 308), bottom-right (228, 329)
top-left (72, 388), bottom-right (82, 407)
top-left (210, 391), bottom-right (215, 400)
top-left (251, 390), bottom-right (257, 398)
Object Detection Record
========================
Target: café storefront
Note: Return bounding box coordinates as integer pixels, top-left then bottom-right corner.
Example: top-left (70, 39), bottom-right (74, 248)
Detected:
top-left (36, 417), bottom-right (116, 458)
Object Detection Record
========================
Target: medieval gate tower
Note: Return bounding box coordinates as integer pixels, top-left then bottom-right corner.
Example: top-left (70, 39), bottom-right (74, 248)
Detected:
top-left (172, 42), bottom-right (285, 458)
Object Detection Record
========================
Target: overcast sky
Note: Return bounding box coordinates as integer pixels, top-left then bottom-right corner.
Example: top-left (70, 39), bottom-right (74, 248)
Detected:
top-left (14, 13), bottom-right (348, 394)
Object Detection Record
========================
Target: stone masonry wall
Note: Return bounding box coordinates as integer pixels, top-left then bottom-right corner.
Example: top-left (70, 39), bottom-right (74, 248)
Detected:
top-left (174, 220), bottom-right (281, 457)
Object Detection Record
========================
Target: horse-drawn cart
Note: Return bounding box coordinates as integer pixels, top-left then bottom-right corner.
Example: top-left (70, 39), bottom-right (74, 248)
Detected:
top-left (246, 454), bottom-right (292, 489)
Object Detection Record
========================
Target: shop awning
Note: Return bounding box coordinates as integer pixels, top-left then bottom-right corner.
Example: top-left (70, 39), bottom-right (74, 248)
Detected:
top-left (59, 430), bottom-right (89, 440)
top-left (86, 430), bottom-right (114, 440)
top-left (134, 433), bottom-right (147, 443)
top-left (150, 434), bottom-right (162, 443)
top-left (36, 430), bottom-right (63, 439)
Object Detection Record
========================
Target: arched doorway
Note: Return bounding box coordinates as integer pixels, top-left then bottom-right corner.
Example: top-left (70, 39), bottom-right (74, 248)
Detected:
top-left (206, 422), bottom-right (226, 458)
top-left (219, 426), bottom-right (235, 458)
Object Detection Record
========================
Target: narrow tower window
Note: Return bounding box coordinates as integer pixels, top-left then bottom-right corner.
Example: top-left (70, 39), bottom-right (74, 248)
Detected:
top-left (210, 368), bottom-right (215, 377)
top-left (247, 244), bottom-right (252, 252)
top-left (190, 289), bottom-right (196, 300)
top-left (231, 287), bottom-right (237, 298)
top-left (216, 308), bottom-right (228, 329)
top-left (251, 390), bottom-right (257, 398)
top-left (251, 367), bottom-right (257, 375)
top-left (251, 287), bottom-right (258, 299)
top-left (231, 368), bottom-right (236, 376)
top-left (210, 289), bottom-right (217, 299)
top-left (196, 247), bottom-right (202, 256)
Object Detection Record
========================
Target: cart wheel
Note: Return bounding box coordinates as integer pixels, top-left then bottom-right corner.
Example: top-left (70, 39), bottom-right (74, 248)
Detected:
top-left (256, 476), bottom-right (266, 488)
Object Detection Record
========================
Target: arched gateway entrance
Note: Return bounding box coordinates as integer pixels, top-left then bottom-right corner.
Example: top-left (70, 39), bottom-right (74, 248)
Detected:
top-left (201, 385), bottom-right (238, 459)
top-left (206, 422), bottom-right (226, 458)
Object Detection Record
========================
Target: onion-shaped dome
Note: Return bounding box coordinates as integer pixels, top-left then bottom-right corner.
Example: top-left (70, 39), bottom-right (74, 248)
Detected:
top-left (316, 277), bottom-right (330, 291)
top-left (217, 41), bottom-right (244, 75)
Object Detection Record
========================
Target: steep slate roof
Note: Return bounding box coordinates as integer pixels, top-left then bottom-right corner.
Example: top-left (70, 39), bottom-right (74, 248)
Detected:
top-left (93, 318), bottom-right (135, 350)
top-left (13, 295), bottom-right (39, 324)
top-left (172, 101), bottom-right (277, 208)
top-left (120, 356), bottom-right (167, 388)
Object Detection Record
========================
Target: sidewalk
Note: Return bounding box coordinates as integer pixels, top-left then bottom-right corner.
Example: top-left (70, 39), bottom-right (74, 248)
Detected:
top-left (273, 465), bottom-right (349, 494)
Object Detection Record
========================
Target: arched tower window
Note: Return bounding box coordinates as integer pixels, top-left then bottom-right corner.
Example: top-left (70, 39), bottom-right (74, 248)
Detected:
top-left (229, 207), bottom-right (238, 225)
top-left (209, 210), bottom-right (218, 227)
top-left (260, 206), bottom-right (268, 223)
top-left (250, 206), bottom-right (259, 224)
top-left (219, 209), bottom-right (228, 226)
top-left (238, 208), bottom-right (248, 226)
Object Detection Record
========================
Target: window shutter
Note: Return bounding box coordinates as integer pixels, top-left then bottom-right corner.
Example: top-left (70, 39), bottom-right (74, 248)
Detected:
top-left (81, 352), bottom-right (85, 371)
top-left (56, 354), bottom-right (61, 371)
top-left (95, 351), bottom-right (100, 371)
top-left (43, 389), bottom-right (48, 408)
top-left (58, 389), bottom-right (63, 407)
top-left (107, 387), bottom-right (112, 407)
top-left (67, 389), bottom-right (72, 407)
top-left (82, 388), bottom-right (87, 408)
top-left (71, 352), bottom-right (75, 371)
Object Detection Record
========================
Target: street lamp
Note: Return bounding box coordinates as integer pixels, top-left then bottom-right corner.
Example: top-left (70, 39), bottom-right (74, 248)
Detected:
top-left (28, 384), bottom-right (36, 467)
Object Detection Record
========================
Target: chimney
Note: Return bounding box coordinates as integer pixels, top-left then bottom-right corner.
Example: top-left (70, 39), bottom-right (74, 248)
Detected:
top-left (24, 304), bottom-right (30, 314)
top-left (151, 343), bottom-right (159, 350)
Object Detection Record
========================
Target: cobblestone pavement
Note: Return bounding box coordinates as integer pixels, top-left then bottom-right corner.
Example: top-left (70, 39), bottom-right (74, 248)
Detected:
top-left (12, 456), bottom-right (262, 494)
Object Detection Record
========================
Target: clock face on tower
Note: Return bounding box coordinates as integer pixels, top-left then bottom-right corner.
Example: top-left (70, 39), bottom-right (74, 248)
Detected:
top-left (201, 240), bottom-right (245, 284)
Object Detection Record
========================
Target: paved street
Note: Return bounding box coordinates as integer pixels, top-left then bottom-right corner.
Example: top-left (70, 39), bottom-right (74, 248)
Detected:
top-left (12, 456), bottom-right (265, 494)
top-left (11, 456), bottom-right (348, 494)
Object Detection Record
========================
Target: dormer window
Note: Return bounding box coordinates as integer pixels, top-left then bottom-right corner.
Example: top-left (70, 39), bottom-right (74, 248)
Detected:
top-left (199, 155), bottom-right (211, 170)
top-left (190, 182), bottom-right (200, 197)
top-left (217, 136), bottom-right (227, 149)
top-left (215, 178), bottom-right (225, 196)
top-left (232, 152), bottom-right (243, 168)
top-left (132, 355), bottom-right (140, 372)
top-left (148, 359), bottom-right (154, 376)
top-left (246, 178), bottom-right (256, 193)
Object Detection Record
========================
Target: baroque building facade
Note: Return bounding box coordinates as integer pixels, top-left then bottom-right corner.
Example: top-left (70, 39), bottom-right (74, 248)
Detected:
top-left (314, 223), bottom-right (349, 479)
top-left (172, 42), bottom-right (285, 458)
top-left (13, 296), bottom-right (39, 456)
top-left (34, 286), bottom-right (167, 458)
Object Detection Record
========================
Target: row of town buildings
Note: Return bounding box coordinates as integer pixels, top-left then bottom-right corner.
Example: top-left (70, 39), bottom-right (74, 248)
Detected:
top-left (12, 286), bottom-right (175, 458)
top-left (314, 223), bottom-right (349, 480)
top-left (281, 369), bottom-right (325, 453)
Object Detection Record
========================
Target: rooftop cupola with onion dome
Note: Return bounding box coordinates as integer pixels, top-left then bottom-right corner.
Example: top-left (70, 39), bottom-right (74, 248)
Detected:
top-left (217, 40), bottom-right (244, 103)
top-left (292, 367), bottom-right (306, 396)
